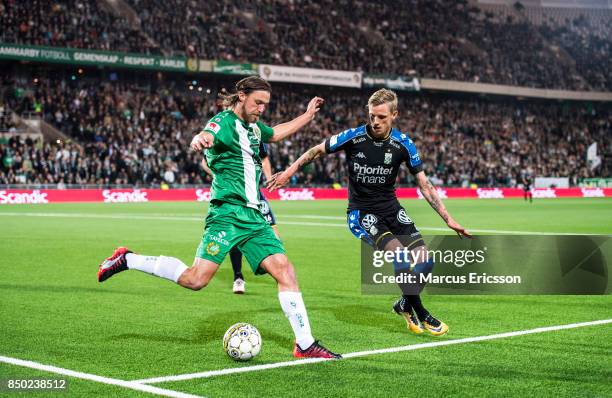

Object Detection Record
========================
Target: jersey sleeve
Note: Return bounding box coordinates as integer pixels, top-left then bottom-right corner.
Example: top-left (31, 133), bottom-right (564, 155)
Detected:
top-left (324, 127), bottom-right (363, 154)
top-left (203, 117), bottom-right (232, 148)
top-left (402, 135), bottom-right (423, 175)
top-left (256, 121), bottom-right (274, 143)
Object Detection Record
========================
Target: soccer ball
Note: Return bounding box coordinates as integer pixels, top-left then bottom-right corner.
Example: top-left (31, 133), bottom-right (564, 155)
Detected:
top-left (223, 323), bottom-right (262, 361)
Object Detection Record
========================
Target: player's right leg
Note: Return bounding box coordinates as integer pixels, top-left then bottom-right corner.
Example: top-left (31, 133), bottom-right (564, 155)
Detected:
top-left (259, 253), bottom-right (341, 359)
top-left (238, 219), bottom-right (340, 359)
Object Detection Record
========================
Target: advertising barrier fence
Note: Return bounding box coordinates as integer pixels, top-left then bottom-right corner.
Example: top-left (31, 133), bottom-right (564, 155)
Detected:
top-left (0, 187), bottom-right (610, 205)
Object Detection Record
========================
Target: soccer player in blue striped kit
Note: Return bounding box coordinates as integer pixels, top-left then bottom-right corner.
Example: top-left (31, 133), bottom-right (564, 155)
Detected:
top-left (269, 89), bottom-right (472, 336)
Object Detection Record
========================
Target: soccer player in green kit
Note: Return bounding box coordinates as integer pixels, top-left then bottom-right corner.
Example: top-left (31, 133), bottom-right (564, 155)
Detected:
top-left (98, 77), bottom-right (341, 359)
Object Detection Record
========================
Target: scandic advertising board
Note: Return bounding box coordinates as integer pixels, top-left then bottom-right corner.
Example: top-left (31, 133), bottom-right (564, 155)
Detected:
top-left (0, 188), bottom-right (610, 204)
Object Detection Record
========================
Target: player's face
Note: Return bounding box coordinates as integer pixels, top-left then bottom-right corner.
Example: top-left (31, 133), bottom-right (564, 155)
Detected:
top-left (240, 90), bottom-right (270, 123)
top-left (368, 103), bottom-right (397, 138)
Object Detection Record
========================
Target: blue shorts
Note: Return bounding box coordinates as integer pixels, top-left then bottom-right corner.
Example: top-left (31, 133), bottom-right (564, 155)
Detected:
top-left (259, 190), bottom-right (276, 226)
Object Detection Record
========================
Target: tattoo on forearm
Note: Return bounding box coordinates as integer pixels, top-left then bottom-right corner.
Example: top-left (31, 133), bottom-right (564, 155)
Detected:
top-left (424, 179), bottom-right (450, 223)
top-left (297, 148), bottom-right (321, 168)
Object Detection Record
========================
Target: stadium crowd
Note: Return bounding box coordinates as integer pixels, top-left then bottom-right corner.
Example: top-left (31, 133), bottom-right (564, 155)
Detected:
top-left (1, 0), bottom-right (611, 90)
top-left (1, 77), bottom-right (609, 187)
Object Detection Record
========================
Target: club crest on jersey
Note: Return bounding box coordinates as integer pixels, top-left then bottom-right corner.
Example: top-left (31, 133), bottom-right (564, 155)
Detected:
top-left (384, 152), bottom-right (392, 164)
top-left (397, 209), bottom-right (413, 224)
top-left (361, 214), bottom-right (378, 230)
top-left (251, 124), bottom-right (262, 140)
top-left (205, 122), bottom-right (221, 134)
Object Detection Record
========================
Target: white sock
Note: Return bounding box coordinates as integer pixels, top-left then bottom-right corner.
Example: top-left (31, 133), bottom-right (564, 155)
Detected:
top-left (278, 291), bottom-right (315, 350)
top-left (126, 254), bottom-right (188, 283)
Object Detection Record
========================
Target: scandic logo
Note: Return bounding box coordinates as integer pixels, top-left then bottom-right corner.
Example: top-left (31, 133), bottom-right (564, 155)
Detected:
top-left (476, 188), bottom-right (504, 199)
top-left (533, 189), bottom-right (557, 198)
top-left (102, 189), bottom-right (148, 203)
top-left (196, 189), bottom-right (211, 202)
top-left (581, 188), bottom-right (605, 197)
top-left (417, 188), bottom-right (448, 199)
top-left (278, 189), bottom-right (315, 200)
top-left (0, 190), bottom-right (48, 204)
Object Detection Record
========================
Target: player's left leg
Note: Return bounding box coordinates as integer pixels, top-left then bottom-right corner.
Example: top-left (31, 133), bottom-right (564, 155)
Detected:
top-left (389, 207), bottom-right (448, 336)
top-left (239, 220), bottom-right (341, 359)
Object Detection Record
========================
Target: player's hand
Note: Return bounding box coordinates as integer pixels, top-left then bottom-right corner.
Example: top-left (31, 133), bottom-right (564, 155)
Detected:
top-left (447, 218), bottom-right (472, 239)
top-left (267, 170), bottom-right (293, 192)
top-left (190, 131), bottom-right (214, 151)
top-left (305, 97), bottom-right (324, 119)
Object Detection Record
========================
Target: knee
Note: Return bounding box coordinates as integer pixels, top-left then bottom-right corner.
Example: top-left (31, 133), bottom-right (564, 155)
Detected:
top-left (267, 256), bottom-right (298, 289)
top-left (180, 269), bottom-right (209, 291)
top-left (188, 279), bottom-right (208, 291)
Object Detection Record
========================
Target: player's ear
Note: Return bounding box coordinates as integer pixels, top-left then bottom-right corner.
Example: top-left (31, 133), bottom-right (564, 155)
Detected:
top-left (238, 91), bottom-right (247, 103)
top-left (392, 111), bottom-right (398, 120)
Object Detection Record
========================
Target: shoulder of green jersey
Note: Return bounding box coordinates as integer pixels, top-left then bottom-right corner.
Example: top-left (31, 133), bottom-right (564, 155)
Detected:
top-left (204, 111), bottom-right (232, 135)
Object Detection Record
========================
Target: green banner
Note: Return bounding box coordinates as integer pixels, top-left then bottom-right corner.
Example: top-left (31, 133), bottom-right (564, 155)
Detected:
top-left (0, 43), bottom-right (187, 72)
top-left (213, 60), bottom-right (257, 75)
top-left (580, 178), bottom-right (612, 188)
top-left (363, 74), bottom-right (420, 91)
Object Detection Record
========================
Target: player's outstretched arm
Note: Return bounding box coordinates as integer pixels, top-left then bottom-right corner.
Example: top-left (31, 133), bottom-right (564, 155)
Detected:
top-left (190, 131), bottom-right (215, 151)
top-left (415, 171), bottom-right (472, 238)
top-left (267, 142), bottom-right (327, 191)
top-left (268, 97), bottom-right (324, 142)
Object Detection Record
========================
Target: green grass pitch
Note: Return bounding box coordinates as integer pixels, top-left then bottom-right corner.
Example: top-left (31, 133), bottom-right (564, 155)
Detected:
top-left (0, 198), bottom-right (611, 397)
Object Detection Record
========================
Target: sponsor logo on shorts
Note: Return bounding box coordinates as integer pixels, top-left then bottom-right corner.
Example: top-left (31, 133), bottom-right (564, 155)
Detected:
top-left (259, 200), bottom-right (270, 214)
top-left (206, 242), bottom-right (220, 256)
top-left (361, 214), bottom-right (378, 230)
top-left (397, 209), bottom-right (413, 224)
top-left (210, 234), bottom-right (230, 246)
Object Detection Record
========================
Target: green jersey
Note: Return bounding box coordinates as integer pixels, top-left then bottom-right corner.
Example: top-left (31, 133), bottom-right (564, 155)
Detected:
top-left (203, 109), bottom-right (274, 209)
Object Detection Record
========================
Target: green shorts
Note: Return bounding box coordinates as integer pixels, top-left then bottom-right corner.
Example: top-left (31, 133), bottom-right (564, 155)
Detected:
top-left (196, 201), bottom-right (285, 275)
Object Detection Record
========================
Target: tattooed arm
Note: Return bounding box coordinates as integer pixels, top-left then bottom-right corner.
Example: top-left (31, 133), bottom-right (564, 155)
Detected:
top-left (267, 142), bottom-right (326, 191)
top-left (415, 171), bottom-right (472, 238)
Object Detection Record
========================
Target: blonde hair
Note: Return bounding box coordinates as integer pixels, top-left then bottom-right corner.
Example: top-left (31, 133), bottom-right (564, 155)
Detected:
top-left (367, 89), bottom-right (398, 113)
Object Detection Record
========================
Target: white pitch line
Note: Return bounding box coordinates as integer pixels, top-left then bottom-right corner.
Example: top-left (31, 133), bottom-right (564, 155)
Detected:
top-left (133, 319), bottom-right (612, 384)
top-left (0, 212), bottom-right (606, 235)
top-left (0, 355), bottom-right (203, 398)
